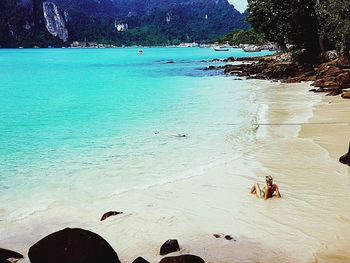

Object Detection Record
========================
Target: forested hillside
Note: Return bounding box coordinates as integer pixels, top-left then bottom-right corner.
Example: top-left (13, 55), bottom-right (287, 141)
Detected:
top-left (0, 0), bottom-right (248, 47)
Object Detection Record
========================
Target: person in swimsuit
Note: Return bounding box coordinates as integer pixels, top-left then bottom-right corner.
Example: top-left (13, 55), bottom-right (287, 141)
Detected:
top-left (250, 176), bottom-right (281, 200)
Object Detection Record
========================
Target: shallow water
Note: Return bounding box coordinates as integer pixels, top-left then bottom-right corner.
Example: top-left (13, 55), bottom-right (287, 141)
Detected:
top-left (1, 48), bottom-right (350, 263)
top-left (0, 48), bottom-right (271, 230)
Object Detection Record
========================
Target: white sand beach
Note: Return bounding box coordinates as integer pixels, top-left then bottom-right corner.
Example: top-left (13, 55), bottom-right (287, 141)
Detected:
top-left (3, 80), bottom-right (350, 263)
top-left (98, 81), bottom-right (350, 263)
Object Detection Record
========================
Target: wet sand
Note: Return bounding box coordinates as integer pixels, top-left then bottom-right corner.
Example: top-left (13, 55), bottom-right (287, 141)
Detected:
top-left (249, 81), bottom-right (350, 263)
top-left (90, 81), bottom-right (350, 263)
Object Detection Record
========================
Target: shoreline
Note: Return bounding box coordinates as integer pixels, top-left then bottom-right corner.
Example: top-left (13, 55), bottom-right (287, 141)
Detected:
top-left (2, 67), bottom-right (350, 262)
top-left (251, 80), bottom-right (350, 263)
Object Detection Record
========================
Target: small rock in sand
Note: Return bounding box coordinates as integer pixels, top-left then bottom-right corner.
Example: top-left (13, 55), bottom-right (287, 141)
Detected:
top-left (100, 211), bottom-right (123, 221)
top-left (160, 239), bottom-right (180, 255)
top-left (159, 254), bottom-right (205, 263)
top-left (224, 235), bottom-right (236, 241)
top-left (0, 248), bottom-right (23, 262)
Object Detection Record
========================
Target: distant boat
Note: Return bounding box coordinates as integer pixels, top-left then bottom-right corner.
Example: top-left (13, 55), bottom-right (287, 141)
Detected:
top-left (213, 46), bottom-right (229, 51)
top-left (138, 49), bottom-right (144, 55)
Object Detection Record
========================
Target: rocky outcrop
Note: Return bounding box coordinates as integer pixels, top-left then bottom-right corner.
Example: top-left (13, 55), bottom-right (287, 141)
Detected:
top-left (43, 1), bottom-right (68, 42)
top-left (223, 59), bottom-right (315, 82)
top-left (159, 254), bottom-right (205, 263)
top-left (28, 227), bottom-right (120, 263)
top-left (160, 240), bottom-right (180, 255)
top-left (219, 53), bottom-right (350, 99)
top-left (115, 22), bottom-right (128, 32)
top-left (33, 0), bottom-right (45, 27)
top-left (342, 91), bottom-right (350, 99)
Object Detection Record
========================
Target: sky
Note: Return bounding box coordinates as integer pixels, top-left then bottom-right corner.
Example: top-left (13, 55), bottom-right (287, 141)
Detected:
top-left (228, 0), bottom-right (248, 13)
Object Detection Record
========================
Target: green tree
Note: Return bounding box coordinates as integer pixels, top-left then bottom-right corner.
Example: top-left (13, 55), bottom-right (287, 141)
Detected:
top-left (317, 0), bottom-right (350, 61)
top-left (247, 0), bottom-right (320, 62)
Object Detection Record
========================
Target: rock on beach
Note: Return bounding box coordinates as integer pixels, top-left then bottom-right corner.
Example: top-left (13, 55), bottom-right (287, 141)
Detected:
top-left (28, 227), bottom-right (120, 263)
top-left (160, 239), bottom-right (180, 255)
top-left (159, 254), bottom-right (205, 263)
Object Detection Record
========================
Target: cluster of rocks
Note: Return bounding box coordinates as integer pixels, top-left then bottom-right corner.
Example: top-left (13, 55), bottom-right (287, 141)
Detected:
top-left (202, 53), bottom-right (350, 167)
top-left (204, 53), bottom-right (350, 99)
top-left (1, 228), bottom-right (205, 263)
top-left (309, 60), bottom-right (350, 98)
top-left (222, 56), bottom-right (316, 83)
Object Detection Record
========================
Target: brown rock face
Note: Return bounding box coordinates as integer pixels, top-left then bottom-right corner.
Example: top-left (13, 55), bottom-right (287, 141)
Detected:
top-left (341, 91), bottom-right (350, 99)
top-left (160, 240), bottom-right (180, 256)
top-left (311, 79), bottom-right (338, 88)
top-left (317, 65), bottom-right (344, 79)
top-left (159, 254), bottom-right (205, 263)
top-left (28, 228), bottom-right (120, 263)
top-left (224, 64), bottom-right (243, 74)
top-left (337, 72), bottom-right (350, 88)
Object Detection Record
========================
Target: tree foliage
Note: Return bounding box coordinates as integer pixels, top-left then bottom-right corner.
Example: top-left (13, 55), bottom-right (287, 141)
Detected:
top-left (247, 0), bottom-right (320, 60)
top-left (246, 0), bottom-right (350, 62)
top-left (0, 0), bottom-right (248, 47)
top-left (317, 0), bottom-right (350, 59)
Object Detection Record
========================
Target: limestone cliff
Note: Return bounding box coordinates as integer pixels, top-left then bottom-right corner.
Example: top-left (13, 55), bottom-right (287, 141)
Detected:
top-left (43, 1), bottom-right (68, 42)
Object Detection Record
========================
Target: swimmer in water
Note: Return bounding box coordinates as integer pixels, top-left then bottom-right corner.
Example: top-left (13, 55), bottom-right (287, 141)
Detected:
top-left (250, 176), bottom-right (281, 200)
top-left (154, 131), bottom-right (187, 137)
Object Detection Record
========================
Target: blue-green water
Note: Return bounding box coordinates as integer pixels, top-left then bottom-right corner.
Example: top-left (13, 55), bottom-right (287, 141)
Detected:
top-left (0, 48), bottom-right (271, 228)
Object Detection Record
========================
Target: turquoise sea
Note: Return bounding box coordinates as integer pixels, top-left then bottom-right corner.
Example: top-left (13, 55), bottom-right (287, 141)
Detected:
top-left (0, 48), bottom-right (272, 237)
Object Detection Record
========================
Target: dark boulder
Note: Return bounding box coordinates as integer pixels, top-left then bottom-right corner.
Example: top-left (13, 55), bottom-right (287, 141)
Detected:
top-left (159, 254), bottom-right (205, 263)
top-left (28, 227), bottom-right (120, 263)
top-left (0, 248), bottom-right (23, 261)
top-left (132, 256), bottom-right (150, 263)
top-left (160, 239), bottom-right (180, 255)
top-left (339, 142), bottom-right (350, 166)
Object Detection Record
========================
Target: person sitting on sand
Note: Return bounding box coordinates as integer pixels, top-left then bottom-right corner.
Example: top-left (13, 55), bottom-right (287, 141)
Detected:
top-left (250, 176), bottom-right (281, 200)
